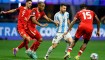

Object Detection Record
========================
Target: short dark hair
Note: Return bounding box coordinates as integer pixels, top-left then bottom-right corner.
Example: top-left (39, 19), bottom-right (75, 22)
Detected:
top-left (80, 4), bottom-right (87, 9)
top-left (26, 0), bottom-right (32, 2)
top-left (60, 4), bottom-right (67, 7)
top-left (38, 1), bottom-right (45, 5)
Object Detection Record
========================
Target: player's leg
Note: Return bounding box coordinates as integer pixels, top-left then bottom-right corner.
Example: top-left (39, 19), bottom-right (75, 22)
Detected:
top-left (17, 29), bottom-right (31, 49)
top-left (64, 37), bottom-right (79, 59)
top-left (65, 42), bottom-right (70, 54)
top-left (44, 33), bottom-right (63, 60)
top-left (75, 30), bottom-right (93, 60)
top-left (13, 39), bottom-right (29, 55)
top-left (64, 32), bottom-right (73, 59)
top-left (13, 29), bottom-right (31, 56)
top-left (75, 39), bottom-right (89, 60)
top-left (64, 28), bottom-right (83, 59)
top-left (17, 38), bottom-right (29, 49)
top-left (26, 40), bottom-right (41, 59)
top-left (44, 43), bottom-right (58, 59)
top-left (64, 33), bottom-right (73, 53)
top-left (32, 30), bottom-right (42, 51)
top-left (26, 29), bottom-right (42, 59)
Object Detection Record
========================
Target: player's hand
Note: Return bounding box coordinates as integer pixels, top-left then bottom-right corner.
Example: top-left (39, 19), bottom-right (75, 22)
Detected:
top-left (0, 11), bottom-right (7, 14)
top-left (54, 22), bottom-right (59, 27)
top-left (54, 20), bottom-right (59, 27)
top-left (62, 32), bottom-right (68, 37)
top-left (41, 23), bottom-right (48, 27)
top-left (96, 31), bottom-right (100, 37)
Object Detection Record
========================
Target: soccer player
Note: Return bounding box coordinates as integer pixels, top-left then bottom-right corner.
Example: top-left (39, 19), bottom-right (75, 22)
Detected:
top-left (1, 0), bottom-right (32, 56)
top-left (25, 2), bottom-right (58, 59)
top-left (63, 4), bottom-right (100, 60)
top-left (44, 4), bottom-right (73, 60)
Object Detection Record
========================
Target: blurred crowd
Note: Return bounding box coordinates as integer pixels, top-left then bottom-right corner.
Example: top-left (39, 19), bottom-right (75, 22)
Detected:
top-left (0, 3), bottom-right (105, 24)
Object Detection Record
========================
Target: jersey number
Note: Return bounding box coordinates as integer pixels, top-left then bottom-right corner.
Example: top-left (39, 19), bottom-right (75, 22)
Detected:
top-left (82, 12), bottom-right (92, 20)
top-left (22, 10), bottom-right (26, 17)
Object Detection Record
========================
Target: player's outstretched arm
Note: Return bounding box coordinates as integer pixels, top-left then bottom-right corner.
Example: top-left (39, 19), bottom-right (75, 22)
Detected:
top-left (67, 19), bottom-right (71, 26)
top-left (63, 17), bottom-right (77, 37)
top-left (95, 14), bottom-right (100, 37)
top-left (31, 16), bottom-right (48, 27)
top-left (1, 9), bottom-right (17, 14)
top-left (67, 17), bottom-right (77, 32)
top-left (43, 15), bottom-right (58, 26)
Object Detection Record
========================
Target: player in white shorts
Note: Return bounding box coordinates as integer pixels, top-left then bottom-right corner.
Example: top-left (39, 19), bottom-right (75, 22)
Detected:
top-left (44, 4), bottom-right (73, 60)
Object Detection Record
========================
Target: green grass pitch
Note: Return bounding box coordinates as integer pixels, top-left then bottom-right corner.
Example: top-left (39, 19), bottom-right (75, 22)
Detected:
top-left (0, 40), bottom-right (105, 60)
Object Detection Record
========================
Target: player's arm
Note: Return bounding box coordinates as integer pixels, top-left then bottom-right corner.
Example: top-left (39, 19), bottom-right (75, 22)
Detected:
top-left (67, 13), bottom-right (71, 26)
top-left (67, 17), bottom-right (77, 32)
top-left (31, 16), bottom-right (48, 27)
top-left (67, 19), bottom-right (71, 26)
top-left (63, 17), bottom-right (77, 36)
top-left (67, 12), bottom-right (79, 32)
top-left (95, 14), bottom-right (100, 37)
top-left (43, 15), bottom-right (58, 26)
top-left (1, 9), bottom-right (17, 14)
top-left (0, 6), bottom-right (22, 14)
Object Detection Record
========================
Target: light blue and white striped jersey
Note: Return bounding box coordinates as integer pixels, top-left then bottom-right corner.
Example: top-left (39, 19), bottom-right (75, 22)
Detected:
top-left (54, 11), bottom-right (69, 33)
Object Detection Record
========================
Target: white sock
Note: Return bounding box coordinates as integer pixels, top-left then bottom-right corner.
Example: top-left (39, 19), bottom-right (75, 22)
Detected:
top-left (16, 47), bottom-right (19, 51)
top-left (45, 46), bottom-right (53, 57)
top-left (65, 43), bottom-right (70, 54)
top-left (27, 48), bottom-right (31, 51)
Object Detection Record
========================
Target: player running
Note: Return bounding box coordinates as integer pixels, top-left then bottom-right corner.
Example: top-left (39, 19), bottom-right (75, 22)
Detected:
top-left (1, 0), bottom-right (32, 56)
top-left (63, 4), bottom-right (100, 60)
top-left (44, 4), bottom-right (73, 60)
top-left (25, 2), bottom-right (58, 59)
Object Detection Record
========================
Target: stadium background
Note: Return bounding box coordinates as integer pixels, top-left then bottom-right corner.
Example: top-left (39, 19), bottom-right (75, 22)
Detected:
top-left (0, 0), bottom-right (105, 60)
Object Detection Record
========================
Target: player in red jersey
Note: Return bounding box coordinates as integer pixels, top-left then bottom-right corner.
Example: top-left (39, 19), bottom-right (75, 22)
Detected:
top-left (1, 0), bottom-right (32, 56)
top-left (25, 2), bottom-right (58, 59)
top-left (63, 4), bottom-right (100, 60)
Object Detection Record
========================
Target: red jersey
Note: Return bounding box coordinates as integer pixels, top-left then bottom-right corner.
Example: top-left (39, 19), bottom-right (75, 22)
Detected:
top-left (75, 9), bottom-right (95, 29)
top-left (28, 8), bottom-right (45, 29)
top-left (16, 6), bottom-right (31, 29)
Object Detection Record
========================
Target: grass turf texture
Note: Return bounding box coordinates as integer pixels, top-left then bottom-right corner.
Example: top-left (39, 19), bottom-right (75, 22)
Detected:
top-left (0, 40), bottom-right (105, 60)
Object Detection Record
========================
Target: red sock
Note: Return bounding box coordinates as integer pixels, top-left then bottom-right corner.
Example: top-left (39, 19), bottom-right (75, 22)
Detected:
top-left (24, 40), bottom-right (29, 50)
top-left (30, 42), bottom-right (36, 50)
top-left (18, 39), bottom-right (29, 50)
top-left (68, 47), bottom-right (72, 52)
top-left (33, 41), bottom-right (40, 51)
top-left (78, 50), bottom-right (83, 56)
top-left (18, 42), bottom-right (25, 49)
top-left (78, 44), bottom-right (86, 56)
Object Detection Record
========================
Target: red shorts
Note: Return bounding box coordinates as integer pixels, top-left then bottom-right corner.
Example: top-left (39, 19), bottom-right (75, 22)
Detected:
top-left (25, 28), bottom-right (42, 40)
top-left (75, 26), bottom-right (93, 40)
top-left (17, 25), bottom-right (31, 40)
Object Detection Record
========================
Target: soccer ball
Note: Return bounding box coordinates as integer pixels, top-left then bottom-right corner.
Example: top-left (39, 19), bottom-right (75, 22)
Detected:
top-left (90, 53), bottom-right (98, 60)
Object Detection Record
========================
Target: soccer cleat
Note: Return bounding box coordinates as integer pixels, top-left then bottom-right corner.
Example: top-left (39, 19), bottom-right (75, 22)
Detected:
top-left (75, 55), bottom-right (80, 60)
top-left (31, 52), bottom-right (38, 59)
top-left (13, 48), bottom-right (18, 56)
top-left (64, 52), bottom-right (71, 60)
top-left (25, 50), bottom-right (33, 58)
top-left (44, 56), bottom-right (49, 60)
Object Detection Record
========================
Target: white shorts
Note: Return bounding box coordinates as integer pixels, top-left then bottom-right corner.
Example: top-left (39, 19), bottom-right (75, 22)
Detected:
top-left (52, 32), bottom-right (72, 43)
